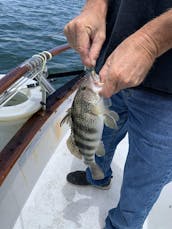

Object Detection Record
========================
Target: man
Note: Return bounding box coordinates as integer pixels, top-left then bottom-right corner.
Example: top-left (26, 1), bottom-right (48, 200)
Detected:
top-left (64, 0), bottom-right (172, 228)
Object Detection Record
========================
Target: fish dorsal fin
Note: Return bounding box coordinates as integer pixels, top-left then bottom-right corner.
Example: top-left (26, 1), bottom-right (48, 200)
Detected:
top-left (104, 110), bottom-right (119, 129)
top-left (60, 108), bottom-right (72, 127)
top-left (96, 141), bottom-right (105, 157)
top-left (67, 134), bottom-right (82, 160)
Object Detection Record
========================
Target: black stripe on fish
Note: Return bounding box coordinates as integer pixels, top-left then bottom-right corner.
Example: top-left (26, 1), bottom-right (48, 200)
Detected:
top-left (84, 158), bottom-right (94, 163)
top-left (73, 126), bottom-right (99, 142)
top-left (82, 152), bottom-right (94, 157)
top-left (72, 117), bottom-right (98, 134)
top-left (75, 139), bottom-right (95, 151)
top-left (84, 156), bottom-right (94, 160)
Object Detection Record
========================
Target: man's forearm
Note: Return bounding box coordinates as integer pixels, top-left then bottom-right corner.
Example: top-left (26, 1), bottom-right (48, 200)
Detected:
top-left (139, 9), bottom-right (172, 57)
top-left (83, 0), bottom-right (108, 17)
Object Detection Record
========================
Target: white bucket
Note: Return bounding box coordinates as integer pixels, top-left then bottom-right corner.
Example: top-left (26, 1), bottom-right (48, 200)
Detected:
top-left (0, 75), bottom-right (42, 151)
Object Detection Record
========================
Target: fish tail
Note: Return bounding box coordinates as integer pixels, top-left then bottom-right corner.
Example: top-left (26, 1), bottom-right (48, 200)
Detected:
top-left (89, 162), bottom-right (104, 180)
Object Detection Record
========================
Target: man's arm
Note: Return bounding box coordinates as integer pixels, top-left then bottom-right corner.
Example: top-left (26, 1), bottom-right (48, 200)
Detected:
top-left (83, 0), bottom-right (108, 16)
top-left (100, 9), bottom-right (172, 97)
top-left (64, 0), bottom-right (108, 66)
top-left (139, 9), bottom-right (172, 57)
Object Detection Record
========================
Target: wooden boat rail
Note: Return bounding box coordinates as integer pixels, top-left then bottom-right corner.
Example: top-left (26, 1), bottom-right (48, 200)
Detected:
top-left (0, 44), bottom-right (71, 95)
top-left (0, 44), bottom-right (85, 185)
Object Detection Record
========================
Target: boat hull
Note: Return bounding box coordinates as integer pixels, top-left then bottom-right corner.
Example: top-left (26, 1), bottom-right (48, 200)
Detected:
top-left (0, 92), bottom-right (75, 229)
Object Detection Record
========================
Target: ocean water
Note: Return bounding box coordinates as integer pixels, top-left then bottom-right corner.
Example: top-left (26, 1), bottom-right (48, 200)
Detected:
top-left (0, 0), bottom-right (84, 74)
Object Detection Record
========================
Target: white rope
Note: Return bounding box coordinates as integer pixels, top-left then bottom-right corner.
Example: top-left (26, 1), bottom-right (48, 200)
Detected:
top-left (0, 50), bottom-right (53, 106)
top-left (31, 52), bottom-right (47, 72)
top-left (42, 51), bottom-right (52, 60)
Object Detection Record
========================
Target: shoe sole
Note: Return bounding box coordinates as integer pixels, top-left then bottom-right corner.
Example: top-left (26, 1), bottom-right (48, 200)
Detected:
top-left (93, 182), bottom-right (111, 190)
top-left (67, 181), bottom-right (111, 190)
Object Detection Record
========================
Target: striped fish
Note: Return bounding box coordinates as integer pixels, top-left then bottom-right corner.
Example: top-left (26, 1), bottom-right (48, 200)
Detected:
top-left (61, 70), bottom-right (119, 180)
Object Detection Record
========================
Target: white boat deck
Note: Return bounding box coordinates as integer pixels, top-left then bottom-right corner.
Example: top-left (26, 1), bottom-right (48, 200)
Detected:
top-left (13, 131), bottom-right (172, 229)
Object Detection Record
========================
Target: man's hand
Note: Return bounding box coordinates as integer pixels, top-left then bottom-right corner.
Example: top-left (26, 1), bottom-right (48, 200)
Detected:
top-left (99, 32), bottom-right (157, 97)
top-left (64, 1), bottom-right (107, 67)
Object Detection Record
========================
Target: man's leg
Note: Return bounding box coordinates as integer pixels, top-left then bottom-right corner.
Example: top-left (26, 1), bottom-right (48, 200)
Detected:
top-left (106, 89), bottom-right (172, 229)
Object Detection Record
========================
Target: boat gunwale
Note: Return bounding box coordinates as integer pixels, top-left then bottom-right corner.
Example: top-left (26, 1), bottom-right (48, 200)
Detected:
top-left (0, 72), bottom-right (84, 186)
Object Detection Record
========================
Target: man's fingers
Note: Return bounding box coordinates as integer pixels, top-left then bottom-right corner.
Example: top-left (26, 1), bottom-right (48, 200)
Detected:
top-left (99, 78), bottom-right (117, 98)
top-left (64, 21), bottom-right (93, 67)
top-left (74, 23), bottom-right (91, 65)
top-left (89, 32), bottom-right (106, 66)
top-left (99, 58), bottom-right (120, 97)
top-left (99, 58), bottom-right (111, 83)
top-left (64, 20), bottom-right (105, 67)
top-left (99, 65), bottom-right (112, 97)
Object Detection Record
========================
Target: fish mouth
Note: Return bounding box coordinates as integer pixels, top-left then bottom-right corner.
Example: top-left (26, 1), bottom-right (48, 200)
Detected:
top-left (81, 72), bottom-right (102, 103)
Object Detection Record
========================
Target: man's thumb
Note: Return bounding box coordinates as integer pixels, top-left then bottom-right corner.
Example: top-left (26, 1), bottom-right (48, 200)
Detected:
top-left (89, 32), bottom-right (105, 66)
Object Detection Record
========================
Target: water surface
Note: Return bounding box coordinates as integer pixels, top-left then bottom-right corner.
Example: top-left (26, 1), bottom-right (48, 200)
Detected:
top-left (0, 0), bottom-right (84, 74)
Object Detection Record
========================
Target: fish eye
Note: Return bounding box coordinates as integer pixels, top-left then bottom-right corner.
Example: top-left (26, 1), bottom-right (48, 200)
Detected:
top-left (81, 86), bottom-right (86, 90)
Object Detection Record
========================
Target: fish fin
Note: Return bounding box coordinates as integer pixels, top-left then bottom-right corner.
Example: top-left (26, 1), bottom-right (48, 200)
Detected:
top-left (91, 103), bottom-right (105, 115)
top-left (104, 110), bottom-right (119, 129)
top-left (89, 162), bottom-right (104, 180)
top-left (96, 141), bottom-right (105, 156)
top-left (60, 108), bottom-right (72, 126)
top-left (91, 98), bottom-right (113, 115)
top-left (108, 110), bottom-right (120, 121)
top-left (103, 98), bottom-right (112, 108)
top-left (67, 135), bottom-right (82, 159)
